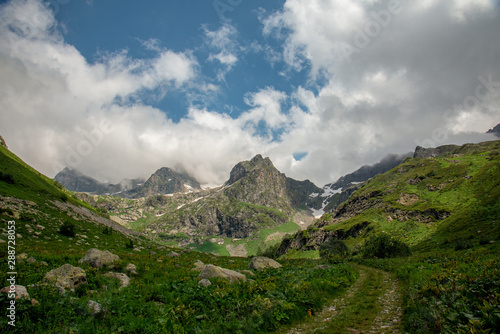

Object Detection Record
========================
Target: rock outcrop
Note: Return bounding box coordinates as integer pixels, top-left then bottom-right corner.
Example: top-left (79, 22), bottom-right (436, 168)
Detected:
top-left (44, 264), bottom-right (87, 292)
top-left (79, 248), bottom-right (120, 268)
top-left (198, 264), bottom-right (247, 283)
top-left (248, 257), bottom-right (282, 271)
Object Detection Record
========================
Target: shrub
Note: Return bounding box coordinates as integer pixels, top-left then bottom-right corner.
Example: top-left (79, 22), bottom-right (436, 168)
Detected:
top-left (361, 234), bottom-right (411, 259)
top-left (58, 221), bottom-right (75, 237)
top-left (455, 238), bottom-right (473, 251)
top-left (0, 171), bottom-right (14, 184)
top-left (102, 226), bottom-right (113, 235)
top-left (319, 239), bottom-right (349, 263)
top-left (125, 239), bottom-right (134, 249)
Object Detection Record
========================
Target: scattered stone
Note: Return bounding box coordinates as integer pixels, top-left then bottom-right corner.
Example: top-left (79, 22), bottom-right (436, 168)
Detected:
top-left (125, 263), bottom-right (137, 275)
top-left (156, 259), bottom-right (163, 263)
top-left (44, 264), bottom-right (87, 292)
top-left (104, 272), bottom-right (130, 288)
top-left (132, 248), bottom-right (141, 252)
top-left (167, 251), bottom-right (180, 258)
top-left (198, 264), bottom-right (246, 283)
top-left (0, 239), bottom-right (5, 243)
top-left (79, 248), bottom-right (120, 268)
top-left (314, 265), bottom-right (332, 270)
top-left (149, 251), bottom-right (156, 255)
top-left (192, 260), bottom-right (206, 272)
top-left (16, 234), bottom-right (22, 239)
top-left (238, 270), bottom-right (255, 277)
top-left (94, 236), bottom-right (100, 239)
top-left (40, 261), bottom-right (48, 266)
top-left (198, 279), bottom-right (212, 287)
top-left (26, 256), bottom-right (37, 264)
top-left (87, 300), bottom-right (104, 315)
top-left (157, 246), bottom-right (166, 250)
top-left (248, 257), bottom-right (282, 271)
top-left (35, 225), bottom-right (45, 231)
top-left (0, 285), bottom-right (30, 300)
top-left (16, 253), bottom-right (29, 263)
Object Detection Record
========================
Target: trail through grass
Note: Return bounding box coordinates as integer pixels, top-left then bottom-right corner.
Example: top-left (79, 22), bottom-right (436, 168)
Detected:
top-left (274, 264), bottom-right (402, 334)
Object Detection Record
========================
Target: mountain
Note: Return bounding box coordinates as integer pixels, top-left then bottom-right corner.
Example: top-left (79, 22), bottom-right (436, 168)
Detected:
top-left (276, 140), bottom-right (500, 257)
top-left (54, 167), bottom-right (139, 194)
top-left (487, 123), bottom-right (500, 138)
top-left (0, 135), bottom-right (6, 149)
top-left (144, 154), bottom-right (322, 246)
top-left (55, 166), bottom-right (200, 198)
top-left (122, 167), bottom-right (201, 198)
top-left (314, 152), bottom-right (412, 215)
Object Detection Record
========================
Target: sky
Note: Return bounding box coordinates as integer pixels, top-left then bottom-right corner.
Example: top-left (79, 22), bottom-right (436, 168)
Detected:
top-left (0, 0), bottom-right (499, 187)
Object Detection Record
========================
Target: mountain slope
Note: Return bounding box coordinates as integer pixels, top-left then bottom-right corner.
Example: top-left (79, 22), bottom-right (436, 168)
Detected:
top-left (142, 155), bottom-right (322, 252)
top-left (54, 167), bottom-right (144, 195)
top-left (122, 167), bottom-right (201, 198)
top-left (316, 153), bottom-right (412, 215)
top-left (277, 140), bottom-right (500, 257)
top-left (0, 143), bottom-right (143, 253)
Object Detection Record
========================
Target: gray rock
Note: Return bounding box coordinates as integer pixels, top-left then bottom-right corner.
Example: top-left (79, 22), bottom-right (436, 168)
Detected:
top-left (198, 279), bottom-right (212, 287)
top-left (79, 248), bottom-right (120, 268)
top-left (0, 285), bottom-right (30, 300)
top-left (104, 272), bottom-right (130, 288)
top-left (198, 264), bottom-right (246, 283)
top-left (44, 264), bottom-right (87, 292)
top-left (248, 257), bottom-right (282, 271)
top-left (167, 251), bottom-right (180, 258)
top-left (191, 260), bottom-right (206, 272)
top-left (87, 300), bottom-right (104, 315)
top-left (125, 263), bottom-right (137, 275)
top-left (26, 256), bottom-right (37, 264)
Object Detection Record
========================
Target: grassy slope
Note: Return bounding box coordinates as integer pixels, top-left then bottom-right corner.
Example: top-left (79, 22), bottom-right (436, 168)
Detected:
top-left (316, 140), bottom-right (500, 252)
top-left (0, 146), bottom-right (358, 333)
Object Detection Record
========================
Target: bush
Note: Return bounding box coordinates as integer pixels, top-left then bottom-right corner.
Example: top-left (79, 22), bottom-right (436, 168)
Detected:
top-left (102, 226), bottom-right (113, 235)
top-left (455, 238), bottom-right (473, 251)
top-left (319, 239), bottom-right (349, 263)
top-left (58, 221), bottom-right (75, 237)
top-left (125, 239), bottom-right (134, 249)
top-left (0, 171), bottom-right (14, 184)
top-left (361, 234), bottom-right (411, 259)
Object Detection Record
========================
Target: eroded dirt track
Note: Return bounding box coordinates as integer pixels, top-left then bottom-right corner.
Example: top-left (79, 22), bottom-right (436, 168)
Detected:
top-left (275, 264), bottom-right (402, 334)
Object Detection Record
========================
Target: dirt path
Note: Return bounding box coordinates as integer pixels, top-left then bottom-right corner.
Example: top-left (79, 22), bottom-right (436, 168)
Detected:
top-left (274, 264), bottom-right (402, 334)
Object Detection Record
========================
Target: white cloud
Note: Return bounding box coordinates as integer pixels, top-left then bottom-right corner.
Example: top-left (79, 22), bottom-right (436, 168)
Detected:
top-left (204, 23), bottom-right (239, 81)
top-left (0, 0), bottom-right (499, 189)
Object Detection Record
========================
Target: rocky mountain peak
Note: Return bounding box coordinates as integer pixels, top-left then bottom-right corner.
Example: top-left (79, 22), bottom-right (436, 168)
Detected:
top-left (226, 154), bottom-right (273, 186)
top-left (487, 123), bottom-right (500, 137)
top-left (0, 135), bottom-right (7, 148)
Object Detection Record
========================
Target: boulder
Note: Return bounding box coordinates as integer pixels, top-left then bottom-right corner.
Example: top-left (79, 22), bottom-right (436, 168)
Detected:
top-left (125, 263), bottom-right (137, 275)
top-left (248, 257), bottom-right (282, 271)
top-left (44, 264), bottom-right (87, 292)
top-left (198, 264), bottom-right (246, 283)
top-left (79, 248), bottom-right (119, 268)
top-left (0, 285), bottom-right (30, 300)
top-left (198, 279), bottom-right (212, 287)
top-left (87, 300), bottom-right (104, 315)
top-left (104, 272), bottom-right (130, 288)
top-left (191, 260), bottom-right (206, 272)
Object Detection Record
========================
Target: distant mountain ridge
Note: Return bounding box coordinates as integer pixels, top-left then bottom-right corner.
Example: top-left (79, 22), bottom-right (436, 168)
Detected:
top-left (122, 167), bottom-right (201, 198)
top-left (487, 123), bottom-right (500, 138)
top-left (147, 154), bottom-right (322, 241)
top-left (314, 152), bottom-right (412, 215)
top-left (54, 167), bottom-right (144, 195)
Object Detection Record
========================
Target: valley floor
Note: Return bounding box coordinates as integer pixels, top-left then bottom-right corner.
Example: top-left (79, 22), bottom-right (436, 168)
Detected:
top-left (274, 264), bottom-right (402, 334)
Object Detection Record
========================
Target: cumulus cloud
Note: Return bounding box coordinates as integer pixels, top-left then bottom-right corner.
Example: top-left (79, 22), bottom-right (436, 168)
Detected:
top-left (0, 0), bottom-right (499, 188)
